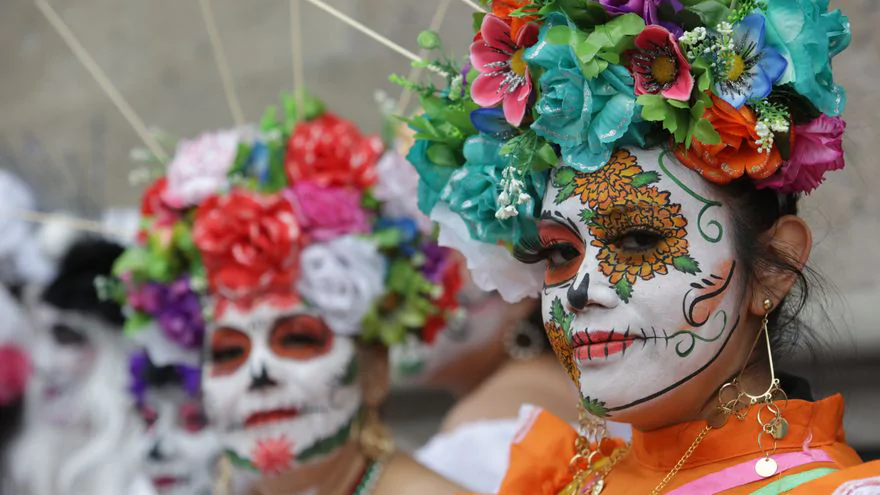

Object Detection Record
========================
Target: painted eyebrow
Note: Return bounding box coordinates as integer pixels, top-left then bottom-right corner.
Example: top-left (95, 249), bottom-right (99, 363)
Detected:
top-left (538, 210), bottom-right (584, 241)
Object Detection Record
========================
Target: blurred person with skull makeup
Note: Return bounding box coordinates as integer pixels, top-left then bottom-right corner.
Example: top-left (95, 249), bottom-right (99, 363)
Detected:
top-left (108, 93), bottom-right (465, 495)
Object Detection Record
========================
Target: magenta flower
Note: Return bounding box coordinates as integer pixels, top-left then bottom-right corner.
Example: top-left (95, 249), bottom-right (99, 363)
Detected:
top-left (286, 180), bottom-right (369, 242)
top-left (470, 14), bottom-right (539, 126)
top-left (631, 25), bottom-right (693, 101)
top-left (757, 115), bottom-right (846, 194)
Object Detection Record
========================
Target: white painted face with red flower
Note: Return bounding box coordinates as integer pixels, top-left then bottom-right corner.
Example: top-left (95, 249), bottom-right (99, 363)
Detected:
top-left (202, 297), bottom-right (361, 476)
top-left (137, 387), bottom-right (220, 495)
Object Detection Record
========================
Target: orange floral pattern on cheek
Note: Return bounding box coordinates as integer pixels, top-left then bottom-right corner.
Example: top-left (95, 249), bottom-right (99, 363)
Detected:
top-left (545, 320), bottom-right (579, 386)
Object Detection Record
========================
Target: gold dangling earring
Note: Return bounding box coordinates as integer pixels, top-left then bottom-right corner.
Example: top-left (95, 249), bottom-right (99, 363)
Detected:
top-left (742, 299), bottom-right (788, 478)
top-left (213, 454), bottom-right (232, 495)
top-left (358, 403), bottom-right (396, 462)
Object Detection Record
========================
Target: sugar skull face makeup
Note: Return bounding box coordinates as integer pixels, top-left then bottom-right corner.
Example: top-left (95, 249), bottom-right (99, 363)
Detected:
top-left (136, 386), bottom-right (219, 495)
top-left (202, 298), bottom-right (361, 475)
top-left (29, 305), bottom-right (103, 425)
top-left (530, 148), bottom-right (746, 421)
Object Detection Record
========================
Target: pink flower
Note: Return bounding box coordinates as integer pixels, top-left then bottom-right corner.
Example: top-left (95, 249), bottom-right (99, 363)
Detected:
top-left (757, 115), bottom-right (846, 194)
top-left (0, 345), bottom-right (30, 405)
top-left (286, 181), bottom-right (370, 242)
top-left (251, 435), bottom-right (294, 476)
top-left (470, 14), bottom-right (539, 126)
top-left (162, 129), bottom-right (241, 209)
top-left (630, 25), bottom-right (693, 101)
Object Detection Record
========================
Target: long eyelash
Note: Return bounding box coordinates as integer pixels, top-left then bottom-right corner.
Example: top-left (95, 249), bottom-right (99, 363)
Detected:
top-left (606, 226), bottom-right (665, 246)
top-left (513, 231), bottom-right (549, 264)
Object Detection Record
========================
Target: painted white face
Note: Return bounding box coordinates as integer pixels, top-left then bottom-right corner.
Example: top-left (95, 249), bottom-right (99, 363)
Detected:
top-left (137, 388), bottom-right (220, 495)
top-left (202, 299), bottom-right (361, 475)
top-left (29, 304), bottom-right (103, 425)
top-left (532, 148), bottom-right (746, 421)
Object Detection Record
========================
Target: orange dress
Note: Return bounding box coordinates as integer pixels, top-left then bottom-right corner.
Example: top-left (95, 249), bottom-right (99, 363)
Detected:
top-left (477, 395), bottom-right (879, 494)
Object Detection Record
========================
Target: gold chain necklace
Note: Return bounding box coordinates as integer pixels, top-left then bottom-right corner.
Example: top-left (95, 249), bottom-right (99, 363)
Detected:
top-left (648, 424), bottom-right (713, 495)
top-left (560, 444), bottom-right (631, 495)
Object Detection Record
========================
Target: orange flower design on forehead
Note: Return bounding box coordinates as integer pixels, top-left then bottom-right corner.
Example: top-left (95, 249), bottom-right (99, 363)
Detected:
top-left (552, 149), bottom-right (701, 302)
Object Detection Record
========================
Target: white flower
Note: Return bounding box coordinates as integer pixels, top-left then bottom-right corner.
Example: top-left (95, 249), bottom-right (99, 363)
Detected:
top-left (297, 235), bottom-right (387, 336)
top-left (431, 203), bottom-right (542, 303)
top-left (161, 129), bottom-right (241, 208)
top-left (373, 148), bottom-right (434, 233)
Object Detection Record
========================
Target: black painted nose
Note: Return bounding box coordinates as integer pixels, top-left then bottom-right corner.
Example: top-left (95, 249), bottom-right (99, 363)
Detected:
top-left (147, 440), bottom-right (164, 461)
top-left (248, 365), bottom-right (279, 391)
top-left (567, 274), bottom-right (590, 310)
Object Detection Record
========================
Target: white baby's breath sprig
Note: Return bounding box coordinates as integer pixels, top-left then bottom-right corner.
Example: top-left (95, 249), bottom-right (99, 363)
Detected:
top-left (495, 166), bottom-right (531, 220)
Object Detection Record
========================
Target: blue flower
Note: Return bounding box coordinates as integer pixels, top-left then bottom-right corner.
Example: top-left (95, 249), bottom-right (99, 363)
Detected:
top-left (523, 13), bottom-right (647, 173)
top-left (439, 134), bottom-right (545, 245)
top-left (763, 0), bottom-right (851, 116)
top-left (715, 14), bottom-right (788, 109)
top-left (406, 137), bottom-right (457, 217)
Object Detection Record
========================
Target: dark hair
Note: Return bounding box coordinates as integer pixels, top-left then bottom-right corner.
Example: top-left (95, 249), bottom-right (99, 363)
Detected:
top-left (42, 238), bottom-right (125, 327)
top-left (720, 182), bottom-right (831, 360)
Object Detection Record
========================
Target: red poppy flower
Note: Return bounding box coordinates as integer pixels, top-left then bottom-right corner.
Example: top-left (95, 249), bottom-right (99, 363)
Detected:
top-left (285, 113), bottom-right (383, 190)
top-left (421, 258), bottom-right (464, 344)
top-left (194, 190), bottom-right (303, 301)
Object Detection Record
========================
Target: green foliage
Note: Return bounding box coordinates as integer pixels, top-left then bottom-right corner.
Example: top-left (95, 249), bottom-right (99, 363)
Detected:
top-left (123, 311), bottom-right (152, 335)
top-left (672, 255), bottom-right (702, 275)
top-left (614, 278), bottom-right (633, 303)
top-left (499, 130), bottom-right (559, 174)
top-left (417, 30), bottom-right (442, 50)
top-left (579, 208), bottom-right (595, 225)
top-left (360, 261), bottom-right (440, 347)
top-left (675, 0), bottom-right (733, 29)
top-left (546, 13), bottom-right (645, 79)
top-left (582, 396), bottom-right (609, 417)
top-left (552, 167), bottom-right (578, 204)
top-left (550, 297), bottom-right (574, 332)
top-left (630, 171), bottom-right (660, 187)
top-left (638, 89), bottom-right (720, 148)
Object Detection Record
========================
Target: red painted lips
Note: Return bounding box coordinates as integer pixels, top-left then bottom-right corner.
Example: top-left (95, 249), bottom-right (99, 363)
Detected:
top-left (572, 331), bottom-right (638, 362)
top-left (244, 408), bottom-right (299, 428)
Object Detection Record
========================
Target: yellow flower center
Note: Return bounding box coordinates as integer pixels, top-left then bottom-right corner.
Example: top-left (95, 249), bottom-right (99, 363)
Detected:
top-left (650, 56), bottom-right (677, 85)
top-left (510, 49), bottom-right (527, 76)
top-left (727, 54), bottom-right (746, 81)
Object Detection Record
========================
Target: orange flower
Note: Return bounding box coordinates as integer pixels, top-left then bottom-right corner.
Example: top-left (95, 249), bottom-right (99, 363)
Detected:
top-left (674, 95), bottom-right (784, 185)
top-left (572, 149), bottom-right (641, 210)
top-left (491, 0), bottom-right (538, 39)
top-left (589, 187), bottom-right (690, 287)
top-left (545, 320), bottom-right (579, 386)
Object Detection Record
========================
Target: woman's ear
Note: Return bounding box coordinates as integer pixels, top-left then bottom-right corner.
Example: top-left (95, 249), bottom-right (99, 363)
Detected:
top-left (358, 345), bottom-right (390, 407)
top-left (748, 214), bottom-right (812, 315)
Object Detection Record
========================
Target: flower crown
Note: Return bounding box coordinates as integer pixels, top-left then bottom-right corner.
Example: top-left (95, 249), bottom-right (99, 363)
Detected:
top-left (104, 93), bottom-right (463, 372)
top-left (396, 0), bottom-right (849, 300)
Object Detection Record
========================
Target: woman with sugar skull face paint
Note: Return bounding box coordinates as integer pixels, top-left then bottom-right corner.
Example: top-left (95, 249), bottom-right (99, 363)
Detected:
top-left (111, 94), bottom-right (466, 495)
top-left (400, 0), bottom-right (879, 493)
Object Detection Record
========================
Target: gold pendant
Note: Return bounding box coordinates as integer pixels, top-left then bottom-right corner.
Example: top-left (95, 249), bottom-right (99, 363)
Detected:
top-left (755, 457), bottom-right (778, 478)
top-left (771, 418), bottom-right (789, 440)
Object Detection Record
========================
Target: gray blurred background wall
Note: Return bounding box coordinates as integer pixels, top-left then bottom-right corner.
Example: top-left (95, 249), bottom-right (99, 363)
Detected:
top-left (1, 0), bottom-right (877, 450)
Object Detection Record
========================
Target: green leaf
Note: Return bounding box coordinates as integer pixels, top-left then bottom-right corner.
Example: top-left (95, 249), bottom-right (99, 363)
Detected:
top-left (582, 396), bottom-right (609, 417)
top-left (536, 142), bottom-right (560, 170)
top-left (579, 208), bottom-right (595, 224)
top-left (259, 106), bottom-right (278, 134)
top-left (690, 117), bottom-right (721, 146)
top-left (550, 297), bottom-right (568, 328)
top-left (472, 12), bottom-right (486, 33)
top-left (552, 167), bottom-right (576, 188)
top-left (417, 30), bottom-right (441, 50)
top-left (667, 99), bottom-right (690, 109)
top-left (691, 57), bottom-right (714, 92)
top-left (672, 255), bottom-right (702, 275)
top-left (426, 143), bottom-right (459, 167)
top-left (546, 25), bottom-right (577, 45)
top-left (676, 0), bottom-right (732, 28)
top-left (630, 171), bottom-right (660, 187)
top-left (557, 0), bottom-right (610, 28)
top-left (614, 278), bottom-right (633, 303)
top-left (123, 311), bottom-right (152, 335)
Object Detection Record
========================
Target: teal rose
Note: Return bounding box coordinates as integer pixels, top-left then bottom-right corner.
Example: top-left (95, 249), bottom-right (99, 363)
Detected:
top-left (763, 0), bottom-right (851, 116)
top-left (407, 138), bottom-right (457, 217)
top-left (524, 12), bottom-right (647, 173)
top-left (439, 134), bottom-right (545, 245)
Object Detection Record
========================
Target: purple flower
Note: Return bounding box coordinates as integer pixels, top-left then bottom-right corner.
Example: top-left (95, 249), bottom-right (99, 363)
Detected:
top-left (420, 241), bottom-right (454, 284)
top-left (599, 0), bottom-right (683, 34)
top-left (132, 278), bottom-right (205, 350)
top-left (154, 278), bottom-right (205, 350)
top-left (128, 351), bottom-right (201, 405)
